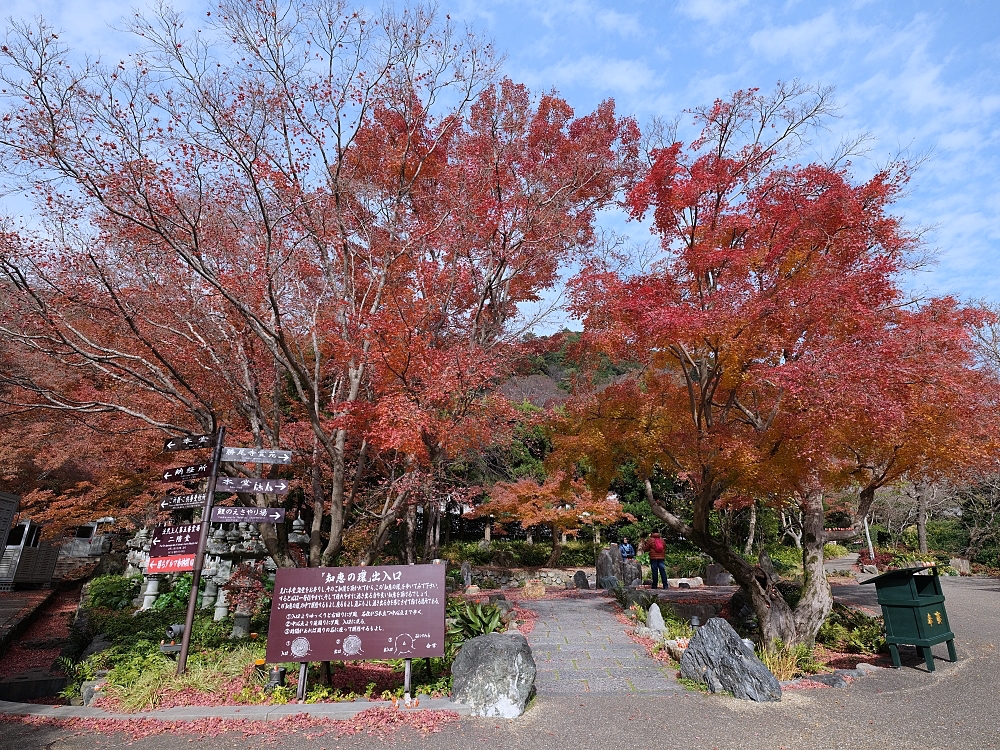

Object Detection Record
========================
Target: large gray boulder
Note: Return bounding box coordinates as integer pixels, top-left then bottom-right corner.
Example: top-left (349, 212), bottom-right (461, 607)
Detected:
top-left (451, 633), bottom-right (537, 718)
top-left (647, 603), bottom-right (666, 633)
top-left (623, 559), bottom-right (643, 587)
top-left (573, 570), bottom-right (590, 590)
top-left (679, 618), bottom-right (782, 702)
top-left (596, 547), bottom-right (620, 584)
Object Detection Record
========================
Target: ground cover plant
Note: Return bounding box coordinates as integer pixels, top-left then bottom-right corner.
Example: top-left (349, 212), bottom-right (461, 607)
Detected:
top-left (63, 575), bottom-right (522, 710)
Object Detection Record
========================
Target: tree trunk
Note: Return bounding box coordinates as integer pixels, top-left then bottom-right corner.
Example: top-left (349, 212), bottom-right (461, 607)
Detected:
top-left (404, 501), bottom-right (417, 564)
top-left (320, 429), bottom-right (348, 567)
top-left (360, 484), bottom-right (410, 566)
top-left (917, 482), bottom-right (930, 554)
top-left (309, 456), bottom-right (325, 567)
top-left (547, 523), bottom-right (562, 567)
top-left (743, 501), bottom-right (757, 557)
top-left (792, 491), bottom-right (833, 646)
top-left (643, 478), bottom-right (832, 648)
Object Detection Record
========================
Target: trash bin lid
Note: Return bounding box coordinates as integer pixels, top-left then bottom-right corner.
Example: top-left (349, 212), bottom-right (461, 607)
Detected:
top-left (859, 562), bottom-right (937, 585)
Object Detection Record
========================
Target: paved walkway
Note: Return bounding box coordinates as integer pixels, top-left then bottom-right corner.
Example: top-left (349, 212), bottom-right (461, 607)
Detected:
top-left (523, 594), bottom-right (681, 695)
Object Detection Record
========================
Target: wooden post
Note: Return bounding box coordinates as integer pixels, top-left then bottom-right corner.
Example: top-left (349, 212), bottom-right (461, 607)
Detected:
top-left (296, 661), bottom-right (309, 701)
top-left (403, 658), bottom-right (412, 706)
top-left (177, 426), bottom-right (226, 675)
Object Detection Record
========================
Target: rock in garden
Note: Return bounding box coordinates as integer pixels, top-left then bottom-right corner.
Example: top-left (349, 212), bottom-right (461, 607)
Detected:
top-left (647, 603), bottom-right (666, 633)
top-left (806, 672), bottom-right (848, 688)
top-left (521, 579), bottom-right (546, 599)
top-left (598, 576), bottom-right (620, 590)
top-left (950, 557), bottom-right (971, 575)
top-left (623, 560), bottom-right (643, 587)
top-left (706, 564), bottom-right (734, 586)
top-left (461, 560), bottom-right (473, 587)
top-left (860, 564), bottom-right (879, 575)
top-left (451, 632), bottom-right (537, 718)
top-left (465, 585), bottom-right (481, 595)
top-left (596, 547), bottom-right (619, 584)
top-left (679, 618), bottom-right (782, 702)
top-left (573, 570), bottom-right (590, 590)
top-left (81, 679), bottom-right (107, 707)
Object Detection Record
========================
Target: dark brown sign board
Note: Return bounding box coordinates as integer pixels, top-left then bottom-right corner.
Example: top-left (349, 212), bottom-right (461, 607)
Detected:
top-left (222, 447), bottom-right (293, 465)
top-left (163, 434), bottom-right (215, 452)
top-left (149, 523), bottom-right (202, 558)
top-left (161, 493), bottom-right (207, 510)
top-left (161, 463), bottom-right (211, 482)
top-left (216, 476), bottom-right (290, 495)
top-left (210, 506), bottom-right (285, 523)
top-left (266, 564), bottom-right (446, 664)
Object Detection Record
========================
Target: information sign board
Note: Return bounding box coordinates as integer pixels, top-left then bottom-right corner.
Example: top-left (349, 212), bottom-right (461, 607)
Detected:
top-left (163, 434), bottom-right (215, 452)
top-left (222, 447), bottom-right (293, 465)
top-left (161, 463), bottom-right (211, 482)
top-left (265, 564), bottom-right (446, 663)
top-left (160, 493), bottom-right (207, 511)
top-left (216, 476), bottom-right (290, 495)
top-left (211, 506), bottom-right (285, 523)
top-left (149, 523), bottom-right (202, 558)
top-left (147, 554), bottom-right (196, 573)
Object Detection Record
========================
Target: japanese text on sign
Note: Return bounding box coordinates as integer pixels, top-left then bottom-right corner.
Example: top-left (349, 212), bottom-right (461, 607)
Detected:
top-left (266, 565), bottom-right (445, 663)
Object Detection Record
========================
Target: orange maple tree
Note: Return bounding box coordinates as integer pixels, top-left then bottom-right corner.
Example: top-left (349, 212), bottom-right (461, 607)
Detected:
top-left (470, 471), bottom-right (627, 566)
top-left (558, 84), bottom-right (999, 645)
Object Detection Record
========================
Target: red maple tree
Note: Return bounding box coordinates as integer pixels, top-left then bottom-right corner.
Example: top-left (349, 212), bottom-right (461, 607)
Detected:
top-left (0, 4), bottom-right (638, 565)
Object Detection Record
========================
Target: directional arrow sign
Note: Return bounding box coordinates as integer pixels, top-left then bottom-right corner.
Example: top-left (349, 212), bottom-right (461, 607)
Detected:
top-left (222, 447), bottom-right (293, 465)
top-left (216, 476), bottom-right (290, 495)
top-left (211, 506), bottom-right (286, 523)
top-left (161, 462), bottom-right (212, 482)
top-left (149, 523), bottom-right (202, 558)
top-left (163, 434), bottom-right (215, 452)
top-left (160, 493), bottom-right (208, 511)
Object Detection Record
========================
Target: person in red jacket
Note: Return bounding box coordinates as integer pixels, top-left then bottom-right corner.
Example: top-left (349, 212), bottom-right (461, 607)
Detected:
top-left (642, 532), bottom-right (668, 589)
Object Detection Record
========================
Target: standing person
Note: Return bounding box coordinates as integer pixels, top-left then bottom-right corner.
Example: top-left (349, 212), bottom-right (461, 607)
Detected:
top-left (642, 532), bottom-right (668, 589)
top-left (619, 537), bottom-right (636, 561)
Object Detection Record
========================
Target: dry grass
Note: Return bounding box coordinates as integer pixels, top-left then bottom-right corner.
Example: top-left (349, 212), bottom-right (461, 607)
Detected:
top-left (106, 644), bottom-right (265, 712)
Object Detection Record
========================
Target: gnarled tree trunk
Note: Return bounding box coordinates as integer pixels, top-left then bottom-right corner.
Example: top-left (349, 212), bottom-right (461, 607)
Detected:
top-left (645, 479), bottom-right (832, 647)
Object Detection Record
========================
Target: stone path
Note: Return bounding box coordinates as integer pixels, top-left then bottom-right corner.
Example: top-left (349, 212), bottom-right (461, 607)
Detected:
top-left (823, 552), bottom-right (860, 574)
top-left (522, 594), bottom-right (682, 695)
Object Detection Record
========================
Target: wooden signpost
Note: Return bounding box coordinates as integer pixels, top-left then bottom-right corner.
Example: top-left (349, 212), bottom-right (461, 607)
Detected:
top-left (158, 428), bottom-right (294, 675)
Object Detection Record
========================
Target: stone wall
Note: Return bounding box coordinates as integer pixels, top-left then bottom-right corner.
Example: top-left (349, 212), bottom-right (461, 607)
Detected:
top-left (466, 567), bottom-right (575, 589)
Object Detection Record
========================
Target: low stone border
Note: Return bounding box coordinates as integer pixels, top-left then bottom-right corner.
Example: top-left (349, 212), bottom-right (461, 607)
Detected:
top-left (0, 696), bottom-right (473, 721)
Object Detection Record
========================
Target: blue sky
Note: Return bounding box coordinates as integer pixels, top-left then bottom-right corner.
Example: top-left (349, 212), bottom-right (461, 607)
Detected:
top-left (6, 0), bottom-right (999, 321)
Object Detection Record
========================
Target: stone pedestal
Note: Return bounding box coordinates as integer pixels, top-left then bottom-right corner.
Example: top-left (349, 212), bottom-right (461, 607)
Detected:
top-left (140, 576), bottom-right (160, 610)
top-left (214, 587), bottom-right (229, 621)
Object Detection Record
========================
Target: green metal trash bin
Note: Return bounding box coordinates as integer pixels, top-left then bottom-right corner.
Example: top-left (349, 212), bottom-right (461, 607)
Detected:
top-left (859, 563), bottom-right (957, 672)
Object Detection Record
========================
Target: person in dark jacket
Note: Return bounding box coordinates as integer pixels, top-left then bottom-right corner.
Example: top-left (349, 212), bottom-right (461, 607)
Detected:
top-left (642, 532), bottom-right (668, 589)
top-left (619, 538), bottom-right (636, 561)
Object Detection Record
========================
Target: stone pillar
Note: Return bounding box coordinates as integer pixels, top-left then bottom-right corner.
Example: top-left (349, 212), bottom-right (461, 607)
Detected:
top-left (201, 579), bottom-right (219, 610)
top-left (140, 576), bottom-right (160, 610)
top-left (214, 587), bottom-right (229, 621)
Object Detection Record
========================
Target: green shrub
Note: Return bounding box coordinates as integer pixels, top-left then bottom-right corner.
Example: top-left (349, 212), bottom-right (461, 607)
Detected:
top-left (817, 603), bottom-right (885, 654)
top-left (151, 573), bottom-right (194, 611)
top-left (760, 545), bottom-right (802, 575)
top-left (823, 543), bottom-right (851, 559)
top-left (446, 600), bottom-right (505, 646)
top-left (926, 520), bottom-right (969, 555)
top-left (87, 575), bottom-right (142, 610)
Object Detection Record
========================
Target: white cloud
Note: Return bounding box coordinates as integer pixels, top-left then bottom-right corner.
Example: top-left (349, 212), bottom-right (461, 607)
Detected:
top-left (677, 0), bottom-right (749, 25)
top-left (594, 8), bottom-right (643, 38)
top-left (521, 54), bottom-right (658, 96)
top-left (750, 11), bottom-right (851, 63)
